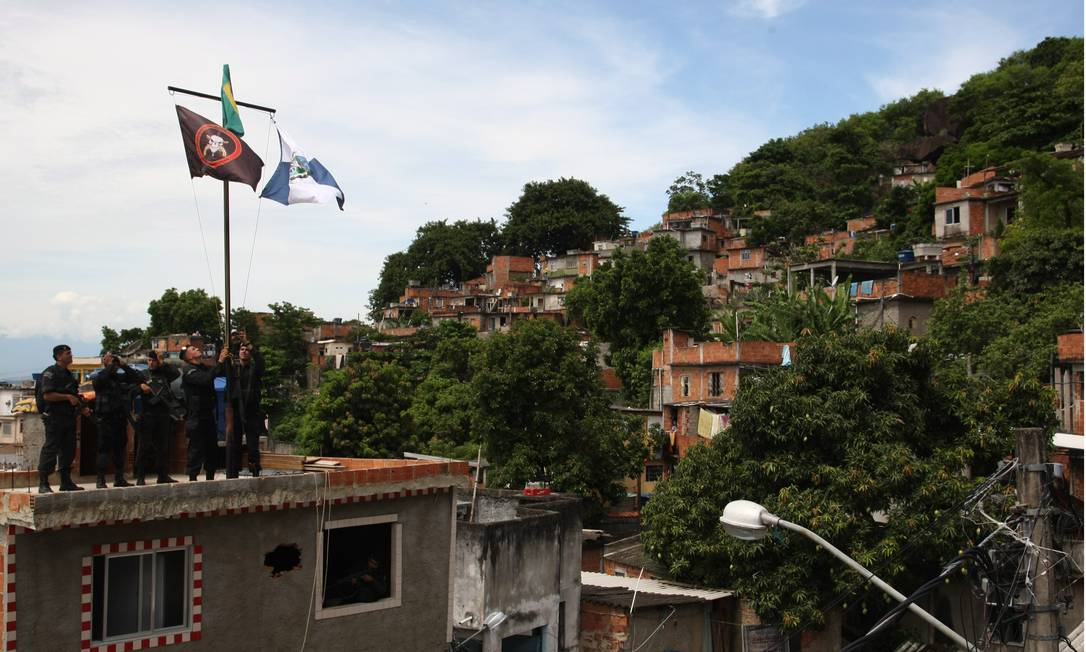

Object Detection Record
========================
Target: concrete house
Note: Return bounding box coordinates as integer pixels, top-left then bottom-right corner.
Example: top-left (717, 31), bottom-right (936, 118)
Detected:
top-left (933, 166), bottom-right (1018, 242)
top-left (453, 489), bottom-right (581, 652)
top-left (0, 457), bottom-right (468, 651)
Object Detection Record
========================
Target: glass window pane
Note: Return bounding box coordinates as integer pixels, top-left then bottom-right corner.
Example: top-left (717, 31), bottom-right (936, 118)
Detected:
top-left (105, 556), bottom-right (141, 638)
top-left (141, 555), bottom-right (153, 632)
top-left (155, 550), bottom-right (188, 629)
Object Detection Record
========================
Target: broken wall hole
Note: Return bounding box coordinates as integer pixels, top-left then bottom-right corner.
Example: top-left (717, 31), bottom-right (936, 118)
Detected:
top-left (264, 544), bottom-right (302, 577)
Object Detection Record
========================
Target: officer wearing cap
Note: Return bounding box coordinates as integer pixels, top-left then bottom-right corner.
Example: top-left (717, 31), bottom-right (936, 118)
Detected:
top-left (180, 342), bottom-right (229, 481)
top-left (38, 344), bottom-right (88, 493)
top-left (135, 351), bottom-right (182, 485)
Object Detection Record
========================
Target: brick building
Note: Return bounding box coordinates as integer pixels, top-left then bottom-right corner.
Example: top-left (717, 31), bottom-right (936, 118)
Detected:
top-left (651, 329), bottom-right (788, 457)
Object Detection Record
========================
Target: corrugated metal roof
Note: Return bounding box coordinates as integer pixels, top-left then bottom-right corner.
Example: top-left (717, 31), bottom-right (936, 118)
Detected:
top-left (582, 571), bottom-right (733, 601)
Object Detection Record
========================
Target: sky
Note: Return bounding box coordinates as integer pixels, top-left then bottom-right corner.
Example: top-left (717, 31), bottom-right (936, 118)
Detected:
top-left (0, 0), bottom-right (1082, 378)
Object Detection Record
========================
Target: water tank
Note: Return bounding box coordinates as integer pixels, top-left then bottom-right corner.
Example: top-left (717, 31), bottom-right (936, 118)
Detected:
top-left (897, 249), bottom-right (916, 263)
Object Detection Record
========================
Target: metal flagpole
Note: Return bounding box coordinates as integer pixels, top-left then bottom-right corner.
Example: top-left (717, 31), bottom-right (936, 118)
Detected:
top-left (168, 83), bottom-right (275, 473)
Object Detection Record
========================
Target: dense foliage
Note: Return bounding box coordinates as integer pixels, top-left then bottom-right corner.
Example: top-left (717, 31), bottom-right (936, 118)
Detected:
top-left (565, 236), bottom-right (710, 406)
top-left (147, 288), bottom-right (224, 342)
top-left (503, 178), bottom-right (628, 258)
top-left (368, 219), bottom-right (502, 316)
top-left (291, 319), bottom-right (645, 517)
top-left (641, 329), bottom-right (1052, 632)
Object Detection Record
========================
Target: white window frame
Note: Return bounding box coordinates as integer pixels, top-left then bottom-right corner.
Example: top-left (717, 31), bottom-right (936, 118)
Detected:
top-left (91, 545), bottom-right (193, 644)
top-left (315, 513), bottom-right (403, 619)
top-left (944, 206), bottom-right (960, 225)
top-left (740, 249), bottom-right (752, 261)
top-left (680, 375), bottom-right (690, 397)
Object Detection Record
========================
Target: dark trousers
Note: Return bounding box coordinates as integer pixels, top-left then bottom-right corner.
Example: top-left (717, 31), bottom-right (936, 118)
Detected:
top-left (38, 413), bottom-right (76, 475)
top-left (226, 404), bottom-right (262, 478)
top-left (185, 415), bottom-right (218, 478)
top-left (137, 411), bottom-right (173, 479)
top-left (96, 412), bottom-right (129, 477)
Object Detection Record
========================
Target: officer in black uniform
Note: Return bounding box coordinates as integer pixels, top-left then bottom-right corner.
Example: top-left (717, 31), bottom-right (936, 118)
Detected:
top-left (135, 351), bottom-right (182, 485)
top-left (38, 344), bottom-right (88, 493)
top-left (227, 331), bottom-right (264, 478)
top-left (180, 343), bottom-right (229, 481)
top-left (92, 353), bottom-right (146, 488)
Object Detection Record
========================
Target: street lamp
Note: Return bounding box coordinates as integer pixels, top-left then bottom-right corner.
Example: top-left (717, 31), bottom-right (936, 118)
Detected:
top-left (719, 500), bottom-right (972, 651)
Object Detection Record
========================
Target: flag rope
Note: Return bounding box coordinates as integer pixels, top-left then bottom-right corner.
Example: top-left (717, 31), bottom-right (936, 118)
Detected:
top-left (241, 113), bottom-right (274, 308)
top-left (188, 176), bottom-right (218, 299)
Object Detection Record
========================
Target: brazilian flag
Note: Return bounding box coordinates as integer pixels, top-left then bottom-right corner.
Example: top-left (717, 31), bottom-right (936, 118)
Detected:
top-left (220, 64), bottom-right (245, 137)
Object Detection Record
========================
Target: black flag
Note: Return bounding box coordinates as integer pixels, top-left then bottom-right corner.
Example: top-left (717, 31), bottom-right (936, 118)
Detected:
top-left (175, 105), bottom-right (264, 190)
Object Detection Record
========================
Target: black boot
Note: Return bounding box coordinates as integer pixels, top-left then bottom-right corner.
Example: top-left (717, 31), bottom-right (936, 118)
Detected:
top-left (188, 473), bottom-right (198, 482)
top-left (96, 474), bottom-right (108, 489)
top-left (136, 474), bottom-right (146, 486)
top-left (114, 474), bottom-right (131, 488)
top-left (249, 464), bottom-right (261, 478)
top-left (38, 471), bottom-right (53, 494)
top-left (205, 471), bottom-right (215, 481)
top-left (58, 470), bottom-right (83, 491)
top-left (157, 474), bottom-right (178, 484)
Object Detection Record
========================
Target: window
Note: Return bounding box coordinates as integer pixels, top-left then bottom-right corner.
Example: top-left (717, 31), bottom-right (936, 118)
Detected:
top-left (680, 376), bottom-right (690, 397)
top-left (740, 249), bottom-right (752, 261)
top-left (317, 514), bottom-right (402, 618)
top-left (1005, 205), bottom-right (1016, 224)
top-left (1, 422), bottom-right (10, 436)
top-left (90, 546), bottom-right (192, 644)
top-left (645, 464), bottom-right (664, 482)
top-left (944, 206), bottom-right (960, 225)
top-left (709, 372), bottom-right (723, 397)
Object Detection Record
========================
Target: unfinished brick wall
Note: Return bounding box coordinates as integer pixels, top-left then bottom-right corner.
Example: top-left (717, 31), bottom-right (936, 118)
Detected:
top-left (1057, 333), bottom-right (1083, 363)
top-left (580, 602), bottom-right (628, 652)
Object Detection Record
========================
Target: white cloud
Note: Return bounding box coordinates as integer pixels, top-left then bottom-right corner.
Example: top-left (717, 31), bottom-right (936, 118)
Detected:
top-left (863, 7), bottom-right (1028, 102)
top-left (727, 0), bottom-right (806, 19)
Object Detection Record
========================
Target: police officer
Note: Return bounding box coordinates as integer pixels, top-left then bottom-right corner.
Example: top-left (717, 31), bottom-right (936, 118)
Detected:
top-left (227, 331), bottom-right (264, 478)
top-left (180, 343), bottom-right (229, 481)
top-left (93, 353), bottom-right (146, 488)
top-left (38, 344), bottom-right (88, 493)
top-left (135, 351), bottom-right (182, 485)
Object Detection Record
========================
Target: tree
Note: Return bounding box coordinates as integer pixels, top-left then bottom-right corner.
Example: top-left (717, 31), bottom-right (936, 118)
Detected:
top-left (1015, 151), bottom-right (1084, 230)
top-left (641, 329), bottom-right (1049, 634)
top-left (297, 358), bottom-right (415, 458)
top-left (666, 171), bottom-right (711, 213)
top-left (407, 321), bottom-right (482, 459)
top-left (988, 228), bottom-right (1083, 296)
top-left (730, 282), bottom-right (856, 342)
top-left (469, 320), bottom-right (646, 516)
top-left (99, 326), bottom-right (148, 355)
top-left (565, 236), bottom-right (710, 351)
top-left (147, 288), bottom-right (223, 342)
top-left (368, 220), bottom-right (503, 319)
top-left (503, 178), bottom-right (628, 258)
top-left (262, 302), bottom-right (320, 387)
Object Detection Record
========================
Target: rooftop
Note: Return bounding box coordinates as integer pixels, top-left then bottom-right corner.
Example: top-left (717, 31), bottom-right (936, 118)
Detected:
top-left (0, 456), bottom-right (469, 532)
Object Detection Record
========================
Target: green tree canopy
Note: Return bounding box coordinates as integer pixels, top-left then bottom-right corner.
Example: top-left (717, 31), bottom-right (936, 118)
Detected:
top-left (368, 220), bottom-right (502, 317)
top-left (147, 288), bottom-right (223, 341)
top-left (565, 236), bottom-right (710, 351)
top-left (666, 171), bottom-right (712, 213)
top-left (99, 326), bottom-right (148, 355)
top-left (469, 320), bottom-right (646, 514)
top-left (641, 329), bottom-right (1050, 633)
top-left (1014, 151), bottom-right (1084, 230)
top-left (503, 178), bottom-right (628, 258)
top-left (261, 302), bottom-right (320, 387)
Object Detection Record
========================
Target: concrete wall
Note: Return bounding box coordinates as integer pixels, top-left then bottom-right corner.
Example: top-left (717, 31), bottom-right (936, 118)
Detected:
top-left (856, 296), bottom-right (935, 336)
top-left (5, 490), bottom-right (456, 651)
top-left (454, 491), bottom-right (582, 651)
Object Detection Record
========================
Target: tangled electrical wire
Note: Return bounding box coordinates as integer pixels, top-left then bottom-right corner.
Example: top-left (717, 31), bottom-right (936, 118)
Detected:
top-left (838, 456), bottom-right (1084, 651)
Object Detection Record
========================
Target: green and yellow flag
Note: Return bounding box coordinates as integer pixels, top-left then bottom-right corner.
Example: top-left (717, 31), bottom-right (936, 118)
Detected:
top-left (220, 64), bottom-right (245, 137)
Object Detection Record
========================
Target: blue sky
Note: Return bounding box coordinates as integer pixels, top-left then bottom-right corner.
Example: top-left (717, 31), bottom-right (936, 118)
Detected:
top-left (0, 0), bottom-right (1081, 378)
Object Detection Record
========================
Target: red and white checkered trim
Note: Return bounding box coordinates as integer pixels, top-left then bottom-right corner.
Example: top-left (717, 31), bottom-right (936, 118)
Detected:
top-left (27, 486), bottom-right (452, 533)
top-left (4, 527), bottom-right (16, 651)
top-left (80, 537), bottom-right (203, 652)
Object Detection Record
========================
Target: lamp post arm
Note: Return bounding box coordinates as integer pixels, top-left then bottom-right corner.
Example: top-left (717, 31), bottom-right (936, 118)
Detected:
top-left (772, 517), bottom-right (972, 651)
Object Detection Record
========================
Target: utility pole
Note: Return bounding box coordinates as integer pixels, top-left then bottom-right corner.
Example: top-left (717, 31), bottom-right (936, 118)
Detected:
top-left (1015, 427), bottom-right (1061, 652)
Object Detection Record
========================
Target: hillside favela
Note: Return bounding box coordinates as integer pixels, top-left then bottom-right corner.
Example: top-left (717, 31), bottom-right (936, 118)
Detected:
top-left (0, 4), bottom-right (1083, 651)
